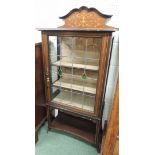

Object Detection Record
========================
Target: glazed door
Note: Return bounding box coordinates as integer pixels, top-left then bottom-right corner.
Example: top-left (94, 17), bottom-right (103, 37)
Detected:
top-left (48, 36), bottom-right (102, 114)
top-left (41, 31), bottom-right (111, 116)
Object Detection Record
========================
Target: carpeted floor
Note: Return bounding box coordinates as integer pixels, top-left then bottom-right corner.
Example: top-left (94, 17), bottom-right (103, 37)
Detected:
top-left (35, 122), bottom-right (100, 155)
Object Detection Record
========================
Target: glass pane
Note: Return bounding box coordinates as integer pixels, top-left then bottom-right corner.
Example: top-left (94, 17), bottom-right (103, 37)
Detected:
top-left (52, 86), bottom-right (72, 107)
top-left (83, 94), bottom-right (95, 112)
top-left (71, 90), bottom-right (83, 109)
top-left (49, 36), bottom-right (101, 113)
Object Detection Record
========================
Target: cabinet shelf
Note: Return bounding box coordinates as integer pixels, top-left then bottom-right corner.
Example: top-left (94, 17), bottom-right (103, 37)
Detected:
top-left (52, 89), bottom-right (95, 112)
top-left (52, 60), bottom-right (99, 71)
top-left (49, 112), bottom-right (96, 144)
top-left (53, 76), bottom-right (97, 94)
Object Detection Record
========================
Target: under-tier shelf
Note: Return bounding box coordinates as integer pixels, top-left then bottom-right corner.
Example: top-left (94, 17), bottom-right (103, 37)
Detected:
top-left (53, 76), bottom-right (96, 94)
top-left (52, 89), bottom-right (95, 112)
top-left (49, 112), bottom-right (96, 144)
top-left (52, 60), bottom-right (99, 71)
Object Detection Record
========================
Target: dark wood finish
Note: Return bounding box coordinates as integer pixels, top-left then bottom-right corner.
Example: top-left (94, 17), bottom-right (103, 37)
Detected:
top-left (50, 103), bottom-right (100, 122)
top-left (101, 79), bottom-right (119, 155)
top-left (35, 43), bottom-right (47, 143)
top-left (95, 120), bottom-right (101, 151)
top-left (35, 43), bottom-right (45, 106)
top-left (37, 7), bottom-right (116, 152)
top-left (59, 6), bottom-right (112, 19)
top-left (43, 32), bottom-right (113, 118)
top-left (46, 105), bottom-right (50, 131)
top-left (49, 111), bottom-right (96, 144)
top-left (35, 131), bottom-right (38, 143)
top-left (50, 101), bottom-right (96, 118)
top-left (40, 31), bottom-right (113, 119)
top-left (35, 106), bottom-right (46, 130)
top-left (37, 28), bottom-right (115, 32)
top-left (95, 33), bottom-right (112, 117)
top-left (41, 32), bottom-right (51, 103)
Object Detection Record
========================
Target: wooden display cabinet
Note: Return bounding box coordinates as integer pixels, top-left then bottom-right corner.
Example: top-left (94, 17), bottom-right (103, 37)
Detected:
top-left (37, 6), bottom-right (115, 152)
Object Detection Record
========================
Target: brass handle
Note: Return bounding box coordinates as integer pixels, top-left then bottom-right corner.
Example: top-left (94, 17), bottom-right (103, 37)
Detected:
top-left (46, 77), bottom-right (50, 88)
top-left (45, 71), bottom-right (48, 76)
top-left (45, 68), bottom-right (49, 76)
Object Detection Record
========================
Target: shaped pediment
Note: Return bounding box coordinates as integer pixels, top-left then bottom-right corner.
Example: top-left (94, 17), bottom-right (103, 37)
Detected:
top-left (59, 6), bottom-right (113, 29)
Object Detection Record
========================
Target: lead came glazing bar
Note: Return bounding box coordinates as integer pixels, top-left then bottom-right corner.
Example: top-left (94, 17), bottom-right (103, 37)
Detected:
top-left (70, 37), bottom-right (74, 106)
top-left (49, 36), bottom-right (101, 112)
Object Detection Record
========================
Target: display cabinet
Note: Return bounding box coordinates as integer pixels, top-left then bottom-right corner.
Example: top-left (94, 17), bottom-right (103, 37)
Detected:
top-left (37, 6), bottom-right (115, 152)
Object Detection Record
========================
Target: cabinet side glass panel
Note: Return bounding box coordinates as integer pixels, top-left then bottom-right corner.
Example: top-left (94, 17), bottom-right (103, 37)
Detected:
top-left (49, 36), bottom-right (102, 113)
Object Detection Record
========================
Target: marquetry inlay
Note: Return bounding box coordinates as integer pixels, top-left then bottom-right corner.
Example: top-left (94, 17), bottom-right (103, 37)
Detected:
top-left (59, 6), bottom-right (113, 29)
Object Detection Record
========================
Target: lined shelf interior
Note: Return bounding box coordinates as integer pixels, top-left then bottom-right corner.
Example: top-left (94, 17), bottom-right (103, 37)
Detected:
top-left (52, 60), bottom-right (99, 71)
top-left (53, 73), bottom-right (97, 94)
top-left (49, 36), bottom-right (101, 113)
top-left (52, 88), bottom-right (95, 112)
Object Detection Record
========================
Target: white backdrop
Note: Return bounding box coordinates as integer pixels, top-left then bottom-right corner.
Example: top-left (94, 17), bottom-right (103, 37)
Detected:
top-left (34, 0), bottom-right (119, 42)
top-left (1, 0), bottom-right (155, 155)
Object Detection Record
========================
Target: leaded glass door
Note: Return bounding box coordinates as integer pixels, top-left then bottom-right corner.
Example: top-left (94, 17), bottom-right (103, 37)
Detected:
top-left (49, 36), bottom-right (102, 113)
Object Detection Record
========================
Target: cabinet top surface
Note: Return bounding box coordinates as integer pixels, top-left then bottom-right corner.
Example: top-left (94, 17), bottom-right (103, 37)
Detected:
top-left (36, 28), bottom-right (116, 32)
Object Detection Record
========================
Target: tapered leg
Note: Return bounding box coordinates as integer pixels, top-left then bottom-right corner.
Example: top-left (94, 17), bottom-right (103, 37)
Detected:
top-left (35, 130), bottom-right (38, 143)
top-left (47, 106), bottom-right (55, 133)
top-left (46, 105), bottom-right (50, 133)
top-left (96, 120), bottom-right (102, 153)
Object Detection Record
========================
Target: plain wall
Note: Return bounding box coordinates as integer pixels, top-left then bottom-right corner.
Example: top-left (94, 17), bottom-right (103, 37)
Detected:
top-left (35, 0), bottom-right (119, 42)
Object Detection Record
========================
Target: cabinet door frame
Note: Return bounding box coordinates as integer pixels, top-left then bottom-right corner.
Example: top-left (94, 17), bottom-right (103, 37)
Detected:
top-left (41, 31), bottom-right (112, 118)
top-left (95, 33), bottom-right (112, 117)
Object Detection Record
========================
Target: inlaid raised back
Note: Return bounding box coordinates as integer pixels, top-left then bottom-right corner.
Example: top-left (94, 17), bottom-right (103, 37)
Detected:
top-left (58, 6), bottom-right (113, 29)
